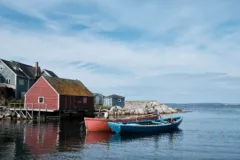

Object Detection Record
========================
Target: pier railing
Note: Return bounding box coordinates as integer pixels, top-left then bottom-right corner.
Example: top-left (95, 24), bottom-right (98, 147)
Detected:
top-left (7, 103), bottom-right (24, 109)
top-left (6, 103), bottom-right (54, 120)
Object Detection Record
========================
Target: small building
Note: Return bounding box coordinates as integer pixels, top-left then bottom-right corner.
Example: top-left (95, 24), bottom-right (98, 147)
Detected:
top-left (25, 76), bottom-right (94, 112)
top-left (0, 58), bottom-right (57, 99)
top-left (94, 93), bottom-right (104, 106)
top-left (103, 94), bottom-right (125, 108)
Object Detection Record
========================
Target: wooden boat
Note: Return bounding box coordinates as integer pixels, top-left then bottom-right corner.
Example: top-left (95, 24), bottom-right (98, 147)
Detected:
top-left (107, 116), bottom-right (183, 134)
top-left (84, 114), bottom-right (158, 132)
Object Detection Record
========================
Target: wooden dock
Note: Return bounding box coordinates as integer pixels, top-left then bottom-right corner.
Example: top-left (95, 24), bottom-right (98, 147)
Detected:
top-left (5, 103), bottom-right (94, 121)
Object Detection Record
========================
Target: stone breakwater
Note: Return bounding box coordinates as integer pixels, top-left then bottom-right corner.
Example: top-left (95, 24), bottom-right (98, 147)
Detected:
top-left (102, 101), bottom-right (183, 115)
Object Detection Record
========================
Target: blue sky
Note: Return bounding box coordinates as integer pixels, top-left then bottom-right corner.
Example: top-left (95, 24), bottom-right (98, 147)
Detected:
top-left (0, 0), bottom-right (240, 103)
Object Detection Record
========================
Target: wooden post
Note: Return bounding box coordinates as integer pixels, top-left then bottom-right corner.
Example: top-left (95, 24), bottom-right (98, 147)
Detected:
top-left (38, 104), bottom-right (40, 120)
top-left (98, 106), bottom-right (102, 117)
top-left (14, 103), bottom-right (15, 113)
top-left (32, 103), bottom-right (33, 119)
top-left (45, 104), bottom-right (47, 121)
top-left (25, 103), bottom-right (27, 119)
top-left (20, 107), bottom-right (21, 119)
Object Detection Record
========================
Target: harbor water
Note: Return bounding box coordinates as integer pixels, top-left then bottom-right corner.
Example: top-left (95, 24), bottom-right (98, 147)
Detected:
top-left (0, 104), bottom-right (240, 160)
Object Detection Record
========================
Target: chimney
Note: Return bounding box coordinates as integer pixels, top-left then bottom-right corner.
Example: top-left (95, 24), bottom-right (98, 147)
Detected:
top-left (34, 62), bottom-right (40, 77)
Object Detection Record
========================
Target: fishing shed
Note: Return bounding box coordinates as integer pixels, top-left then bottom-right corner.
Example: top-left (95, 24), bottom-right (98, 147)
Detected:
top-left (24, 76), bottom-right (94, 112)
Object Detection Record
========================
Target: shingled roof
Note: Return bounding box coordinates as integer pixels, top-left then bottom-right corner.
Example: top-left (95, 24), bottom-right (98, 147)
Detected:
top-left (106, 94), bottom-right (125, 98)
top-left (43, 76), bottom-right (93, 97)
top-left (1, 59), bottom-right (32, 77)
top-left (0, 58), bottom-right (58, 79)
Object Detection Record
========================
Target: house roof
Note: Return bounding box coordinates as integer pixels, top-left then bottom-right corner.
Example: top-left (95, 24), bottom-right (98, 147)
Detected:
top-left (0, 58), bottom-right (57, 79)
top-left (1, 59), bottom-right (28, 77)
top-left (94, 93), bottom-right (104, 97)
top-left (106, 94), bottom-right (125, 98)
top-left (42, 69), bottom-right (58, 78)
top-left (43, 76), bottom-right (93, 97)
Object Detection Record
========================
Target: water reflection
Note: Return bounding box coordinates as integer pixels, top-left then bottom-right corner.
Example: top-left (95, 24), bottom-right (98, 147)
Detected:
top-left (0, 120), bottom-right (33, 160)
top-left (109, 129), bottom-right (183, 144)
top-left (0, 120), bottom-right (184, 159)
top-left (58, 119), bottom-right (85, 152)
top-left (24, 121), bottom-right (59, 155)
top-left (84, 132), bottom-right (113, 145)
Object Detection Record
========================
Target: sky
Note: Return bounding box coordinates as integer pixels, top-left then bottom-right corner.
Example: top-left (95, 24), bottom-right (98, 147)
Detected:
top-left (0, 0), bottom-right (240, 103)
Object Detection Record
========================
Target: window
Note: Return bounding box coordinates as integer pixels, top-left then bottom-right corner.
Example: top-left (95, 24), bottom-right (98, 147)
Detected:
top-left (118, 98), bottom-right (121, 102)
top-left (0, 65), bottom-right (3, 71)
top-left (6, 79), bottom-right (10, 84)
top-left (38, 97), bottom-right (44, 104)
top-left (19, 79), bottom-right (24, 85)
top-left (83, 97), bottom-right (87, 103)
top-left (21, 92), bottom-right (26, 98)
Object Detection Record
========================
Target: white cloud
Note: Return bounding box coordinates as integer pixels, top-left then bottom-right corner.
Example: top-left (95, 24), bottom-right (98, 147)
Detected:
top-left (1, 0), bottom-right (240, 102)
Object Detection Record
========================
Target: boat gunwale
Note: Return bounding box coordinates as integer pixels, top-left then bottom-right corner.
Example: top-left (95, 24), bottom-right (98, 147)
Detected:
top-left (84, 114), bottom-right (158, 122)
top-left (108, 116), bottom-right (183, 127)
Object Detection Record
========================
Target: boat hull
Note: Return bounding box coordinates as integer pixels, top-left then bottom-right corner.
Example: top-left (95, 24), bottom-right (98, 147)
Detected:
top-left (84, 114), bottom-right (158, 132)
top-left (108, 116), bottom-right (183, 134)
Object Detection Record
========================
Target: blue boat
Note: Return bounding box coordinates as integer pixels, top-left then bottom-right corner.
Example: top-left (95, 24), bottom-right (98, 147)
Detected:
top-left (107, 116), bottom-right (183, 134)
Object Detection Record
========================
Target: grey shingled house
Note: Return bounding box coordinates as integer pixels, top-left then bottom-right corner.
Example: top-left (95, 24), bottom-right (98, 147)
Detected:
top-left (103, 94), bottom-right (125, 108)
top-left (0, 58), bottom-right (58, 99)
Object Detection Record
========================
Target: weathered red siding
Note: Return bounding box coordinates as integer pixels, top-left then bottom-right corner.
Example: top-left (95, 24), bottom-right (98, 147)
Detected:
top-left (25, 77), bottom-right (58, 110)
top-left (24, 124), bottom-right (58, 155)
top-left (60, 95), bottom-right (94, 111)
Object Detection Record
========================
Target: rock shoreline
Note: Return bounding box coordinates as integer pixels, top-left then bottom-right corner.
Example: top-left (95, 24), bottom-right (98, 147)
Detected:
top-left (98, 101), bottom-right (183, 116)
top-left (0, 106), bottom-right (23, 120)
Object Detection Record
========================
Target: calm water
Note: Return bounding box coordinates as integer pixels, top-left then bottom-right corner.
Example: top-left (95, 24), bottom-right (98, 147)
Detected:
top-left (0, 104), bottom-right (240, 160)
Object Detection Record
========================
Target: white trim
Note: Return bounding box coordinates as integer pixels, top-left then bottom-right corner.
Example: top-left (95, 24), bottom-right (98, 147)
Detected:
top-left (42, 76), bottom-right (60, 109)
top-left (9, 108), bottom-right (56, 112)
top-left (42, 76), bottom-right (59, 95)
top-left (25, 76), bottom-right (60, 96)
top-left (38, 96), bottom-right (44, 104)
top-left (24, 76), bottom-right (60, 110)
top-left (19, 68), bottom-right (31, 78)
top-left (43, 70), bottom-right (51, 77)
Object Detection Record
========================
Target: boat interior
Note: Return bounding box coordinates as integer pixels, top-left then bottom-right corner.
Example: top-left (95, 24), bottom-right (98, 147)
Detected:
top-left (121, 116), bottom-right (182, 126)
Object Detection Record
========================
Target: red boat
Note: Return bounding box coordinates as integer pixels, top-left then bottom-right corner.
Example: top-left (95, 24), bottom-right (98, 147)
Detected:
top-left (84, 114), bottom-right (158, 132)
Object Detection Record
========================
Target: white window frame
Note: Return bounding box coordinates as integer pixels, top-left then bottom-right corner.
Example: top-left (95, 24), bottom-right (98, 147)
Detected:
top-left (19, 79), bottom-right (25, 85)
top-left (118, 98), bottom-right (121, 102)
top-left (38, 97), bottom-right (44, 104)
